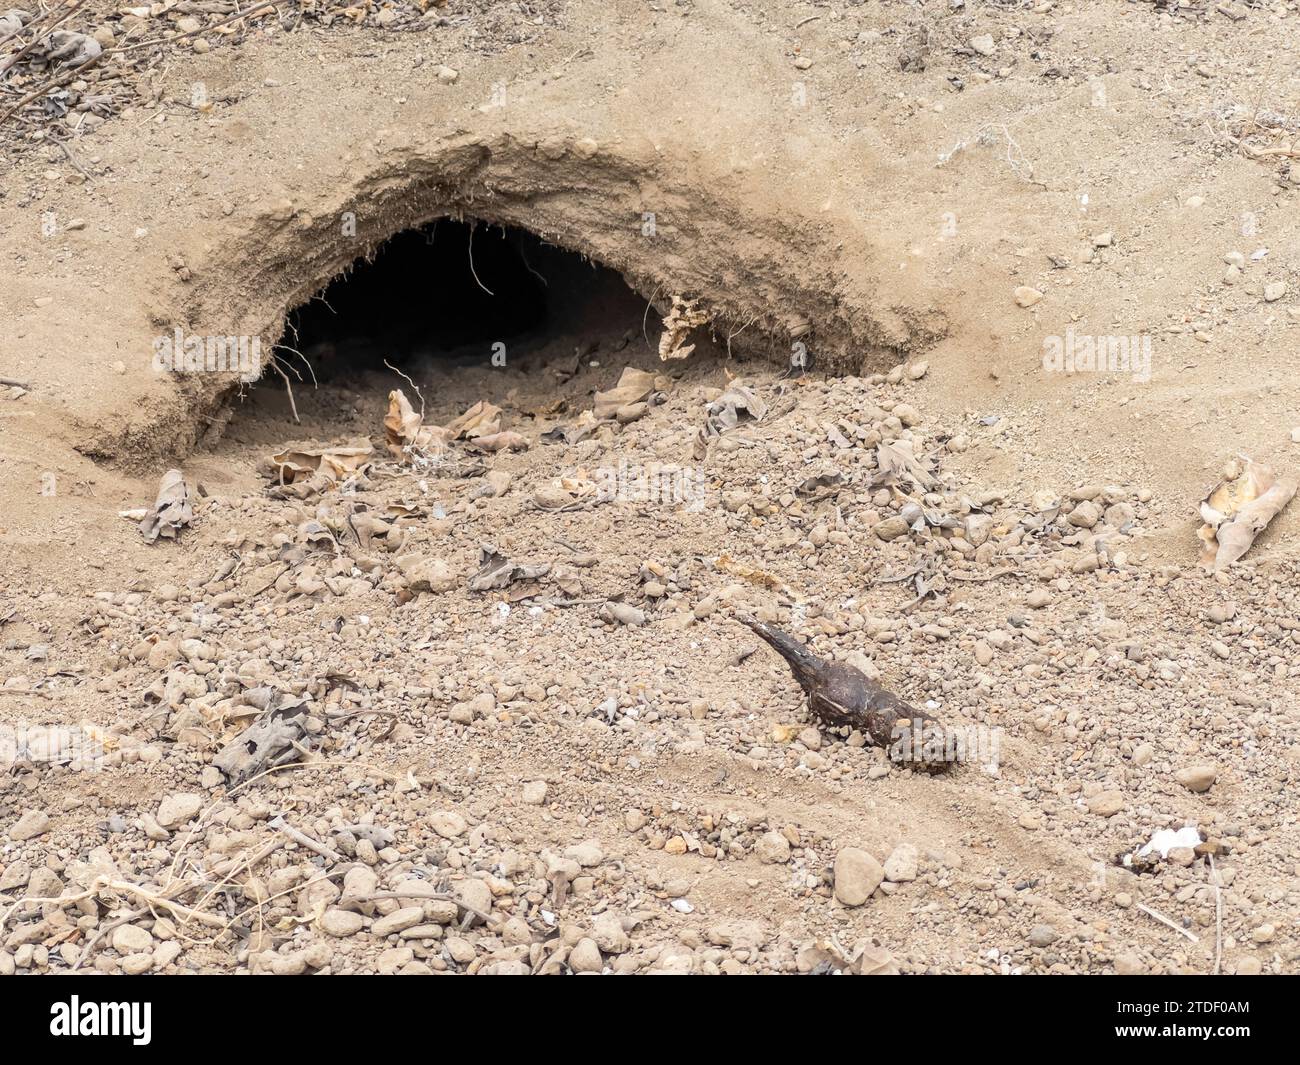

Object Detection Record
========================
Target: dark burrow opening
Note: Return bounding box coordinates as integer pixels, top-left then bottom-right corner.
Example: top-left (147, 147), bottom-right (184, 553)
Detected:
top-left (220, 218), bottom-right (746, 457)
top-left (224, 219), bottom-right (659, 442)
top-left (284, 219), bottom-right (646, 380)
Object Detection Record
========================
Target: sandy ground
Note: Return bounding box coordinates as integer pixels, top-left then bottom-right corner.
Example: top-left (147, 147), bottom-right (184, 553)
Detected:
top-left (1, 0), bottom-right (1299, 975)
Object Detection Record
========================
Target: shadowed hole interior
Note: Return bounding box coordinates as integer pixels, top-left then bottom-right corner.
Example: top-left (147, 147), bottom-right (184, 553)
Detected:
top-left (282, 219), bottom-right (646, 380)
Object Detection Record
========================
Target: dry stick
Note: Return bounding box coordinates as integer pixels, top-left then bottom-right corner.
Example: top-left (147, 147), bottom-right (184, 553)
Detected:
top-left (53, 135), bottom-right (93, 181)
top-left (0, 376), bottom-right (32, 388)
top-left (112, 1), bottom-right (281, 54)
top-left (268, 358), bottom-right (300, 422)
top-left (0, 887), bottom-right (97, 930)
top-left (725, 311), bottom-right (761, 359)
top-left (102, 879), bottom-right (227, 929)
top-left (269, 816), bottom-right (344, 864)
top-left (382, 358), bottom-right (425, 419)
top-left (345, 889), bottom-right (491, 924)
top-left (71, 907), bottom-right (147, 971)
top-left (229, 757), bottom-right (446, 796)
top-left (0, 51), bottom-right (100, 125)
top-left (182, 838), bottom-right (284, 931)
top-left (1209, 853), bottom-right (1223, 976)
top-left (0, 11), bottom-right (54, 51)
top-left (226, 870), bottom-right (337, 931)
top-left (272, 342), bottom-right (318, 387)
top-left (641, 282), bottom-right (664, 349)
top-left (1137, 902), bottom-right (1199, 943)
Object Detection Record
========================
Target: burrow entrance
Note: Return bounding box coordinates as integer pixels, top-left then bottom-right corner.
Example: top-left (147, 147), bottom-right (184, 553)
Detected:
top-left (225, 219), bottom-right (688, 443)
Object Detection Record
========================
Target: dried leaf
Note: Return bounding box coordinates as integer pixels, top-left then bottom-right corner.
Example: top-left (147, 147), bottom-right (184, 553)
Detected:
top-left (384, 389), bottom-right (447, 460)
top-left (658, 295), bottom-right (709, 360)
top-left (871, 439), bottom-right (937, 491)
top-left (465, 430), bottom-right (529, 453)
top-left (468, 544), bottom-right (551, 592)
top-left (1198, 457), bottom-right (1298, 569)
top-left (139, 470), bottom-right (193, 543)
top-left (271, 442), bottom-right (373, 485)
top-left (593, 367), bottom-right (668, 418)
top-left (445, 399), bottom-right (503, 440)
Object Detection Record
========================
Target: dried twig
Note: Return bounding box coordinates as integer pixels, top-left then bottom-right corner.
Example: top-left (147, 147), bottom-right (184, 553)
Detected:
top-left (383, 358), bottom-right (425, 420)
top-left (1209, 853), bottom-right (1223, 975)
top-left (268, 358), bottom-right (299, 423)
top-left (1137, 902), bottom-right (1199, 943)
top-left (344, 889), bottom-right (491, 924)
top-left (71, 907), bottom-right (147, 971)
top-left (269, 815), bottom-right (344, 864)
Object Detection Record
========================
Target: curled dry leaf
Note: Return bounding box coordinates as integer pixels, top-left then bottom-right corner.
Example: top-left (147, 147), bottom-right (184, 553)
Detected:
top-left (871, 438), bottom-right (937, 492)
top-left (270, 442), bottom-right (373, 485)
top-left (444, 399), bottom-right (504, 440)
top-left (659, 295), bottom-right (709, 360)
top-left (138, 469), bottom-right (193, 543)
top-left (385, 392), bottom-right (517, 461)
top-left (592, 367), bottom-right (670, 419)
top-left (694, 380), bottom-right (767, 458)
top-left (1197, 456), bottom-right (1298, 569)
top-left (468, 543), bottom-right (551, 591)
top-left (465, 430), bottom-right (529, 453)
top-left (384, 389), bottom-right (447, 460)
top-left (40, 30), bottom-right (102, 67)
top-left (542, 409), bottom-right (600, 446)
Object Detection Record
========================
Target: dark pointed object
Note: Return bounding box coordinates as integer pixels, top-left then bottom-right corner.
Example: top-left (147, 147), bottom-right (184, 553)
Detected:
top-left (738, 614), bottom-right (952, 772)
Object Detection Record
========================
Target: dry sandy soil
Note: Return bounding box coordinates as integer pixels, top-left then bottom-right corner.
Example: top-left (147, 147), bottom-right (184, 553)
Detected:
top-left (1, 0), bottom-right (1299, 976)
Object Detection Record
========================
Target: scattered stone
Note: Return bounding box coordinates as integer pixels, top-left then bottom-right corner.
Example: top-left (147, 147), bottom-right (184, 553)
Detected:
top-left (592, 914), bottom-right (629, 954)
top-left (1068, 500), bottom-right (1101, 528)
top-left (430, 810), bottom-right (468, 838)
top-left (755, 831), bottom-right (791, 864)
top-left (874, 516), bottom-right (911, 541)
top-left (883, 843), bottom-right (918, 883)
top-left (1088, 791), bottom-right (1124, 817)
top-left (833, 847), bottom-right (883, 906)
top-left (112, 925), bottom-right (154, 954)
top-left (1028, 924), bottom-right (1059, 947)
top-left (569, 937), bottom-right (603, 972)
top-left (7, 810), bottom-right (49, 842)
top-left (565, 840), bottom-right (605, 867)
top-left (1114, 952), bottom-right (1146, 975)
top-left (1174, 765), bottom-right (1218, 793)
top-left (155, 793), bottom-right (202, 829)
top-left (320, 909), bottom-right (364, 937)
top-left (372, 907), bottom-right (424, 937)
